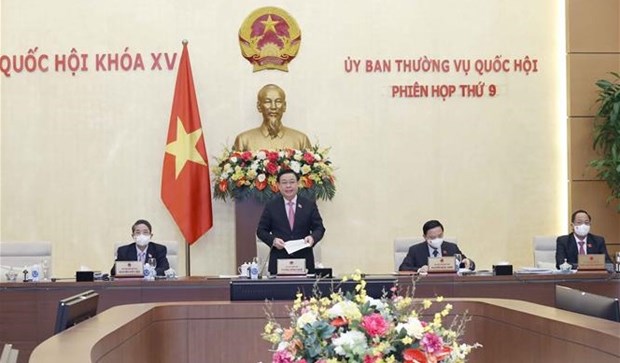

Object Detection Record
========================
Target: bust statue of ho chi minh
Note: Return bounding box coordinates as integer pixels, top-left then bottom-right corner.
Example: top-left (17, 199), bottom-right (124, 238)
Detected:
top-left (233, 84), bottom-right (312, 151)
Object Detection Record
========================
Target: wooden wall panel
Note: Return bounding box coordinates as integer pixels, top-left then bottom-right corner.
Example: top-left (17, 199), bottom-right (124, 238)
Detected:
top-left (569, 117), bottom-right (599, 180)
top-left (570, 181), bottom-right (620, 244)
top-left (567, 54), bottom-right (620, 117)
top-left (567, 0), bottom-right (620, 53)
top-left (567, 0), bottom-right (620, 253)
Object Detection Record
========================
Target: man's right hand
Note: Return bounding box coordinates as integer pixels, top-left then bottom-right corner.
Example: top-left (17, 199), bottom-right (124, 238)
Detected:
top-left (273, 238), bottom-right (286, 250)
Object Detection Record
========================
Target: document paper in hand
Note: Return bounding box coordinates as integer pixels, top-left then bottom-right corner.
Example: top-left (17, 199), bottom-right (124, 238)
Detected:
top-left (284, 239), bottom-right (310, 254)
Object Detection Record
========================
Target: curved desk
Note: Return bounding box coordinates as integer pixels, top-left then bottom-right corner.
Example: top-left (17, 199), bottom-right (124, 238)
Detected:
top-left (30, 299), bottom-right (620, 363)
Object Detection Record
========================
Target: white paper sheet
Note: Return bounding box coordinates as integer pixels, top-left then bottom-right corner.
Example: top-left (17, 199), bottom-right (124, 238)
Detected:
top-left (284, 239), bottom-right (310, 254)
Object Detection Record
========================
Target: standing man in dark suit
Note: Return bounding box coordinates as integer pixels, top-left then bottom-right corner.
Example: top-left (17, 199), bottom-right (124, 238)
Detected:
top-left (555, 210), bottom-right (612, 269)
top-left (257, 169), bottom-right (326, 275)
top-left (399, 220), bottom-right (475, 272)
top-left (111, 219), bottom-right (170, 276)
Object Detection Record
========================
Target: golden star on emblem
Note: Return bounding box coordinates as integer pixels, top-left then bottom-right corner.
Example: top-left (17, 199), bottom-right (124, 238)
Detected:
top-left (261, 15), bottom-right (279, 34)
top-left (165, 116), bottom-right (207, 178)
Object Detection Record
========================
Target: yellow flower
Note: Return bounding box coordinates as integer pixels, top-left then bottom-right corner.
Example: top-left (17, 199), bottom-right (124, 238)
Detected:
top-left (436, 296), bottom-right (444, 302)
top-left (422, 299), bottom-right (432, 309)
top-left (440, 304), bottom-right (452, 317)
top-left (402, 336), bottom-right (413, 345)
top-left (264, 322), bottom-right (273, 334)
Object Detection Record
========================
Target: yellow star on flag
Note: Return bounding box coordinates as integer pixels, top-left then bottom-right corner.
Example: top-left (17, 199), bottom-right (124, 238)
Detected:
top-left (261, 15), bottom-right (279, 34)
top-left (165, 116), bottom-right (207, 178)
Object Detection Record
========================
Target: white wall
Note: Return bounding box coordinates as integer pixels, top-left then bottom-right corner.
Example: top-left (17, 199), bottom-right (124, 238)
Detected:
top-left (0, 0), bottom-right (566, 277)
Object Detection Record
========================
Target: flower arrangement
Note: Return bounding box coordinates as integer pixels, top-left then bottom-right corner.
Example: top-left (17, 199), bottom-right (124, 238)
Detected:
top-left (263, 271), bottom-right (480, 363)
top-left (212, 145), bottom-right (336, 203)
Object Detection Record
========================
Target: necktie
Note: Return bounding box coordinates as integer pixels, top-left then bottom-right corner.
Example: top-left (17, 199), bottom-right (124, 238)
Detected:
top-left (287, 201), bottom-right (295, 230)
top-left (432, 248), bottom-right (439, 257)
top-left (578, 241), bottom-right (585, 255)
top-left (138, 251), bottom-right (146, 262)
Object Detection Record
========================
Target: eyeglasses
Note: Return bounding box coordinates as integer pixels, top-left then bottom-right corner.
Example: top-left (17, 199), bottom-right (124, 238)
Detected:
top-left (573, 221), bottom-right (591, 226)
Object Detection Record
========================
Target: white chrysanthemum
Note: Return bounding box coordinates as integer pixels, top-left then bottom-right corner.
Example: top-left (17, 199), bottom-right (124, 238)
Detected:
top-left (363, 296), bottom-right (386, 312)
top-left (293, 151), bottom-right (303, 161)
top-left (246, 169), bottom-right (257, 179)
top-left (250, 161), bottom-right (259, 171)
top-left (289, 161), bottom-right (301, 174)
top-left (256, 151), bottom-right (266, 160)
top-left (327, 300), bottom-right (361, 320)
top-left (333, 330), bottom-right (367, 356)
top-left (257, 174), bottom-right (266, 182)
top-left (296, 311), bottom-right (318, 329)
top-left (396, 317), bottom-right (424, 339)
top-left (230, 157), bottom-right (238, 163)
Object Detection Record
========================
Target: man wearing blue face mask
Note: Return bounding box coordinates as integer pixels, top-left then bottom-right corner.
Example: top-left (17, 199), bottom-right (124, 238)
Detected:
top-left (111, 219), bottom-right (170, 276)
top-left (555, 210), bottom-right (612, 269)
top-left (399, 220), bottom-right (475, 272)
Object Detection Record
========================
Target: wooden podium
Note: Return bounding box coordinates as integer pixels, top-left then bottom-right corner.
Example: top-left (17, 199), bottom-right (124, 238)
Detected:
top-left (234, 198), bottom-right (264, 266)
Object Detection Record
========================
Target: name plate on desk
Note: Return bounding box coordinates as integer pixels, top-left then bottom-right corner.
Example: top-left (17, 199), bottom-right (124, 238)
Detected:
top-left (578, 254), bottom-right (606, 271)
top-left (277, 258), bottom-right (306, 276)
top-left (428, 256), bottom-right (456, 273)
top-left (115, 261), bottom-right (144, 277)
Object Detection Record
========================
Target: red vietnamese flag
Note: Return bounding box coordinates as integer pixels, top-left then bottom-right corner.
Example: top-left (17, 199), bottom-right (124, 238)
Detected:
top-left (161, 42), bottom-right (212, 244)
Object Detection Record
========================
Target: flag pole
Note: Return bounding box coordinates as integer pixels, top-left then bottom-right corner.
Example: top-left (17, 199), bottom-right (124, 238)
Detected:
top-left (162, 38), bottom-right (212, 277)
top-left (186, 242), bottom-right (191, 276)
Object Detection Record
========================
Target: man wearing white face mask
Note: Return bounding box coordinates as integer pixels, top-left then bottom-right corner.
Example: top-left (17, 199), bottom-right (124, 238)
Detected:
top-left (555, 210), bottom-right (612, 269)
top-left (111, 219), bottom-right (170, 276)
top-left (399, 220), bottom-right (475, 272)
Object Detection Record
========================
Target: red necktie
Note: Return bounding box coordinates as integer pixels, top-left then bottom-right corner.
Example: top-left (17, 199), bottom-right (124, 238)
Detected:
top-left (578, 241), bottom-right (585, 255)
top-left (287, 201), bottom-right (295, 230)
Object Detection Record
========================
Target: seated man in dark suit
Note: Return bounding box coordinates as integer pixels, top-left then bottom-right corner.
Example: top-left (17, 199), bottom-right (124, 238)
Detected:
top-left (555, 209), bottom-right (612, 269)
top-left (399, 220), bottom-right (475, 272)
top-left (111, 219), bottom-right (170, 276)
top-left (257, 169), bottom-right (326, 275)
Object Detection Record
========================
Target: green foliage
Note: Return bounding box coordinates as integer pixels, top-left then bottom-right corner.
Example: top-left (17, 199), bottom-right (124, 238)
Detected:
top-left (590, 72), bottom-right (620, 212)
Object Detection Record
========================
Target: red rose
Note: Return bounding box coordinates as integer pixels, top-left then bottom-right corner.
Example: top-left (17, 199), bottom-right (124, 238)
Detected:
top-left (303, 152), bottom-right (315, 164)
top-left (241, 151), bottom-right (252, 162)
top-left (267, 151), bottom-right (279, 162)
top-left (266, 162), bottom-right (279, 175)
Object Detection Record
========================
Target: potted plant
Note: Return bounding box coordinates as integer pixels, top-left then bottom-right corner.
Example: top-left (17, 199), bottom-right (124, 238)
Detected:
top-left (590, 72), bottom-right (620, 211)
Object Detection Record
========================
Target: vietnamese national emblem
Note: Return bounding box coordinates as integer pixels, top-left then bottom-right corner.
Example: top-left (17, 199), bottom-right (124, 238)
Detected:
top-left (238, 7), bottom-right (301, 72)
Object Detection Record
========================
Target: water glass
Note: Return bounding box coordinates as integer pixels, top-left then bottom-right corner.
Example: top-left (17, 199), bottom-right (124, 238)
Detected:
top-left (454, 254), bottom-right (463, 269)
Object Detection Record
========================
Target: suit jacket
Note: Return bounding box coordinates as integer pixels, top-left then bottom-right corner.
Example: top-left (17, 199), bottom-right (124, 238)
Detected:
top-left (398, 241), bottom-right (475, 271)
top-left (111, 242), bottom-right (170, 276)
top-left (555, 233), bottom-right (612, 269)
top-left (257, 195), bottom-right (326, 274)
